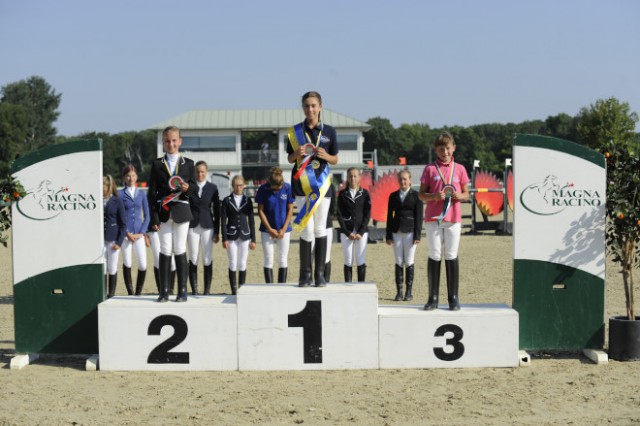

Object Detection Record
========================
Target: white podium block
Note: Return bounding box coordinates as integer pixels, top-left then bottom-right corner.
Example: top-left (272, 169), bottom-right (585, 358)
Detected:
top-left (378, 304), bottom-right (519, 368)
top-left (99, 295), bottom-right (238, 371)
top-left (237, 283), bottom-right (379, 370)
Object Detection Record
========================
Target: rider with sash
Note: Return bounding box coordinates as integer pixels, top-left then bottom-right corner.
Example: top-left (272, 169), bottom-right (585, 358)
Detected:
top-left (286, 91), bottom-right (339, 287)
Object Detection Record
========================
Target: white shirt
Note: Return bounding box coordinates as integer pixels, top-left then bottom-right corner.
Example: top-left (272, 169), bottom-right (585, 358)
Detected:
top-left (399, 189), bottom-right (410, 203)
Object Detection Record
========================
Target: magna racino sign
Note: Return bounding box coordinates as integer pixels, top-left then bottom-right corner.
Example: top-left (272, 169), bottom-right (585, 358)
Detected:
top-left (519, 174), bottom-right (603, 216)
top-left (16, 180), bottom-right (98, 221)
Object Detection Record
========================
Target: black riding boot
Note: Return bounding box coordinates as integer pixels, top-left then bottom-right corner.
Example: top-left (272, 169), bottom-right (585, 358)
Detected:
top-left (298, 239), bottom-right (313, 287)
top-left (188, 261), bottom-right (198, 295)
top-left (357, 264), bottom-right (367, 283)
top-left (324, 261), bottom-right (331, 282)
top-left (107, 273), bottom-right (117, 298)
top-left (135, 269), bottom-right (146, 296)
top-left (175, 253), bottom-right (188, 302)
top-left (263, 267), bottom-right (273, 284)
top-left (153, 267), bottom-right (160, 293)
top-left (394, 264), bottom-right (404, 301)
top-left (344, 265), bottom-right (353, 282)
top-left (169, 268), bottom-right (176, 295)
top-left (277, 267), bottom-right (288, 283)
top-left (404, 264), bottom-right (414, 301)
top-left (157, 254), bottom-right (171, 303)
top-left (203, 264), bottom-right (213, 295)
top-left (424, 257), bottom-right (441, 310)
top-left (123, 266), bottom-right (134, 295)
top-left (314, 237), bottom-right (327, 287)
top-left (239, 270), bottom-right (247, 287)
top-left (228, 269), bottom-right (237, 295)
top-left (446, 258), bottom-right (460, 311)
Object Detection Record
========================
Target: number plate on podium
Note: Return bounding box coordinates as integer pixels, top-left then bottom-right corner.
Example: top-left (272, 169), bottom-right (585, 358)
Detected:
top-left (237, 283), bottom-right (379, 370)
top-left (99, 296), bottom-right (238, 371)
top-left (378, 304), bottom-right (519, 368)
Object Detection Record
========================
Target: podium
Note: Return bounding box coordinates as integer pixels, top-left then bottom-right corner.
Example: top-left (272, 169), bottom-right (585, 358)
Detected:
top-left (98, 284), bottom-right (519, 371)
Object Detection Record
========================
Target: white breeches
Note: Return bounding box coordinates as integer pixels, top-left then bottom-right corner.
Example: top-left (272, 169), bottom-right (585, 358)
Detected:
top-left (103, 242), bottom-right (120, 275)
top-left (261, 231), bottom-right (291, 268)
top-left (158, 219), bottom-right (189, 256)
top-left (295, 196), bottom-right (331, 242)
top-left (392, 232), bottom-right (417, 267)
top-left (121, 237), bottom-right (147, 270)
top-left (425, 221), bottom-right (461, 261)
top-left (187, 225), bottom-right (214, 266)
top-left (341, 233), bottom-right (368, 267)
top-left (227, 239), bottom-right (250, 271)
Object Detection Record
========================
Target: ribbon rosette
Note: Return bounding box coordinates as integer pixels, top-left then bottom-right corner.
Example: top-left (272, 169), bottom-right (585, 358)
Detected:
top-left (432, 184), bottom-right (456, 224)
top-left (161, 176), bottom-right (185, 211)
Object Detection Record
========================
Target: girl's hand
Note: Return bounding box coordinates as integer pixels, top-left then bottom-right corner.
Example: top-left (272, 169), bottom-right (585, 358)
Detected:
top-left (111, 243), bottom-right (120, 251)
top-left (386, 239), bottom-right (393, 246)
top-left (144, 234), bottom-right (151, 247)
top-left (222, 241), bottom-right (229, 250)
top-left (249, 242), bottom-right (256, 250)
top-left (413, 240), bottom-right (420, 245)
top-left (213, 235), bottom-right (219, 243)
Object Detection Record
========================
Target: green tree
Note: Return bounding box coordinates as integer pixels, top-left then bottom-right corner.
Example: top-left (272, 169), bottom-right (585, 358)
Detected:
top-left (363, 117), bottom-right (397, 165)
top-left (0, 76), bottom-right (61, 153)
top-left (576, 97), bottom-right (638, 150)
top-left (578, 97), bottom-right (639, 320)
top-left (0, 103), bottom-right (28, 176)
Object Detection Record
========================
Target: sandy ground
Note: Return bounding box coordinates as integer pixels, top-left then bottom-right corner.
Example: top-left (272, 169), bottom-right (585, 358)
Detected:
top-left (1, 205), bottom-right (639, 425)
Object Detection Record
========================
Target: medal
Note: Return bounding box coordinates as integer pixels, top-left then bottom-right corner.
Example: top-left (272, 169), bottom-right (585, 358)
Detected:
top-left (312, 160), bottom-right (321, 169)
top-left (431, 161), bottom-right (456, 224)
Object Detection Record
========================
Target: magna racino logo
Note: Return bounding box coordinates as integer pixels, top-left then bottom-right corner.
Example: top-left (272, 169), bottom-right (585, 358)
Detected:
top-left (16, 179), bottom-right (98, 221)
top-left (520, 174), bottom-right (603, 216)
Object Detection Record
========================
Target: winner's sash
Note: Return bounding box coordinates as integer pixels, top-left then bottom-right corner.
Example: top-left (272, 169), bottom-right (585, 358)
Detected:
top-left (288, 123), bottom-right (332, 231)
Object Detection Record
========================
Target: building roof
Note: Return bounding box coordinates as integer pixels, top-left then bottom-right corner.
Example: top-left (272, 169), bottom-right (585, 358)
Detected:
top-left (149, 109), bottom-right (370, 131)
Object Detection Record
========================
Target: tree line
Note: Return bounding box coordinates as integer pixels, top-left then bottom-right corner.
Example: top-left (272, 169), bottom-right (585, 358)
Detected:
top-left (1, 75), bottom-right (638, 181)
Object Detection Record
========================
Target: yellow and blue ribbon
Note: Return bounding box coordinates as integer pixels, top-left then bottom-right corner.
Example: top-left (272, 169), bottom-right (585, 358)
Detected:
top-left (288, 123), bottom-right (332, 231)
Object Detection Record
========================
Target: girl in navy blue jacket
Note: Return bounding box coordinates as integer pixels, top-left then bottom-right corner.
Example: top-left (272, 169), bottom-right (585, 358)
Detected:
top-left (221, 175), bottom-right (256, 294)
top-left (119, 165), bottom-right (150, 296)
top-left (103, 175), bottom-right (127, 298)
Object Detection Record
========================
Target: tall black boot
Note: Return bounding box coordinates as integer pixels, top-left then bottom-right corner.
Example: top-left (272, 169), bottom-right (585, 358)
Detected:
top-left (446, 258), bottom-right (460, 311)
top-left (324, 261), bottom-right (331, 282)
top-left (277, 267), bottom-right (288, 283)
top-left (228, 269), bottom-right (237, 295)
top-left (123, 266), bottom-right (134, 295)
top-left (239, 270), bottom-right (247, 287)
top-left (394, 264), bottom-right (404, 301)
top-left (424, 257), bottom-right (441, 310)
top-left (357, 264), bottom-right (367, 283)
top-left (344, 265), bottom-right (353, 282)
top-left (175, 253), bottom-right (188, 302)
top-left (169, 268), bottom-right (176, 295)
top-left (314, 237), bottom-right (327, 287)
top-left (157, 254), bottom-right (171, 303)
top-left (135, 269), bottom-right (146, 296)
top-left (404, 264), bottom-right (414, 301)
top-left (188, 261), bottom-right (198, 295)
top-left (153, 267), bottom-right (160, 293)
top-left (298, 239), bottom-right (313, 287)
top-left (107, 273), bottom-right (117, 298)
top-left (263, 267), bottom-right (273, 284)
top-left (203, 264), bottom-right (213, 295)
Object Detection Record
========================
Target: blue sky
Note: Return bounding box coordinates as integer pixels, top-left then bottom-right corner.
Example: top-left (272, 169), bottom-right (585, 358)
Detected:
top-left (1, 0), bottom-right (638, 136)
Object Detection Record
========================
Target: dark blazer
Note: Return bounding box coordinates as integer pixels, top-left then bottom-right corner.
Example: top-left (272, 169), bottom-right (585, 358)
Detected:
top-left (147, 155), bottom-right (197, 226)
top-left (385, 189), bottom-right (423, 241)
top-left (337, 187), bottom-right (371, 236)
top-left (189, 181), bottom-right (220, 236)
top-left (221, 194), bottom-right (256, 243)
top-left (104, 196), bottom-right (127, 247)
